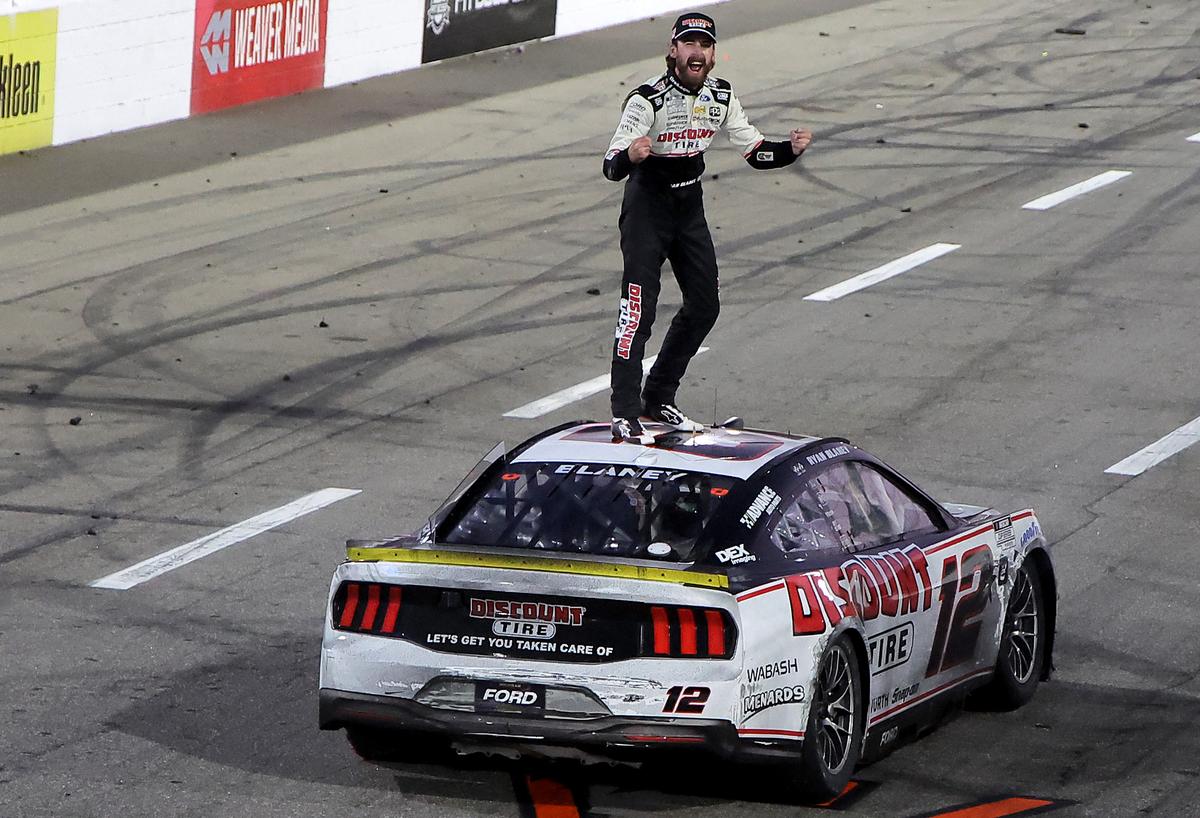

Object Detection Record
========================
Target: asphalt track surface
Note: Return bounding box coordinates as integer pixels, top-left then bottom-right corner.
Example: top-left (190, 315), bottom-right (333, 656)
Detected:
top-left (3, 0), bottom-right (1199, 815)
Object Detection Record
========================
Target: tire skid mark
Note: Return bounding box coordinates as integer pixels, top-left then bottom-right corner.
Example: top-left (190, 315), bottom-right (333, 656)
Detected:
top-left (12, 189), bottom-right (611, 491)
top-left (0, 314), bottom-right (605, 566)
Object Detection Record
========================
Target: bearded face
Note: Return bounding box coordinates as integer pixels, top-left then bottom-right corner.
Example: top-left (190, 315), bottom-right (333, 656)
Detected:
top-left (670, 34), bottom-right (716, 90)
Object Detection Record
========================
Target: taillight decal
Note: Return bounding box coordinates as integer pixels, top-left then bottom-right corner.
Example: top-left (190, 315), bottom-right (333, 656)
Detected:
top-left (705, 609), bottom-right (726, 656)
top-left (650, 606), bottom-right (671, 655)
top-left (380, 586), bottom-right (402, 634)
top-left (678, 608), bottom-right (698, 655)
top-left (360, 583), bottom-right (381, 631)
top-left (338, 582), bottom-right (361, 628)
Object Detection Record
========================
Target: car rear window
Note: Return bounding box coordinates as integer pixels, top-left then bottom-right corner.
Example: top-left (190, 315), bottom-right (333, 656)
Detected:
top-left (439, 462), bottom-right (738, 561)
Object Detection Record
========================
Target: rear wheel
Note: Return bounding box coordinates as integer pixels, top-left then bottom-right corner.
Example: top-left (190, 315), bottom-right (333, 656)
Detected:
top-left (972, 560), bottom-right (1045, 710)
top-left (789, 635), bottom-right (864, 802)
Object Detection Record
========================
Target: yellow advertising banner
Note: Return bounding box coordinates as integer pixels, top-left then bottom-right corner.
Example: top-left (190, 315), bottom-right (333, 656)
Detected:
top-left (0, 9), bottom-right (58, 155)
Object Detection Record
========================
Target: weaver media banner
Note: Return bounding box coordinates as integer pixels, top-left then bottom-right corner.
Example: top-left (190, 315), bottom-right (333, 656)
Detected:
top-left (192, 0), bottom-right (328, 114)
top-left (423, 0), bottom-right (557, 64)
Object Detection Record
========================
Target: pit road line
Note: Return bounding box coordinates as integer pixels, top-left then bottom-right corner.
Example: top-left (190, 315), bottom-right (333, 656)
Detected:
top-left (1187, 132), bottom-right (1200, 143)
top-left (1020, 170), bottom-right (1132, 210)
top-left (89, 488), bottom-right (361, 590)
top-left (503, 347), bottom-right (709, 419)
top-left (803, 243), bottom-right (961, 302)
top-left (1104, 415), bottom-right (1200, 476)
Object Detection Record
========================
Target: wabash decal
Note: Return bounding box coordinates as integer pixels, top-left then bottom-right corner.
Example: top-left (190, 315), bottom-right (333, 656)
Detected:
top-left (785, 545), bottom-right (934, 635)
top-left (615, 283), bottom-right (642, 359)
top-left (191, 0), bottom-right (327, 115)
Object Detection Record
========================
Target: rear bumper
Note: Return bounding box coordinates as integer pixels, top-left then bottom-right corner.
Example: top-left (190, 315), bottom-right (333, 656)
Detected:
top-left (319, 688), bottom-right (802, 762)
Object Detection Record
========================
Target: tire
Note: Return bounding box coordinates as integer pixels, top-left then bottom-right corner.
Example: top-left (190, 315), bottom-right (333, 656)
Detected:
top-left (972, 560), bottom-right (1045, 711)
top-left (789, 634), bottom-right (865, 802)
top-left (345, 726), bottom-right (445, 764)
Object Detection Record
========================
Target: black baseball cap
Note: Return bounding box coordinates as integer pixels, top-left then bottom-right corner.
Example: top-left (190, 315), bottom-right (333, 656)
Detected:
top-left (672, 12), bottom-right (717, 43)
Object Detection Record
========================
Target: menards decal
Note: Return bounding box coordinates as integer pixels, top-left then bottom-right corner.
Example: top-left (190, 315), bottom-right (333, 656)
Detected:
top-left (191, 0), bottom-right (327, 115)
top-left (0, 9), bottom-right (57, 156)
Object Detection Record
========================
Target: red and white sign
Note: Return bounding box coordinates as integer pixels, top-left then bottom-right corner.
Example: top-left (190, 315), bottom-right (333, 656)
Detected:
top-left (191, 0), bottom-right (327, 114)
top-left (615, 283), bottom-right (642, 359)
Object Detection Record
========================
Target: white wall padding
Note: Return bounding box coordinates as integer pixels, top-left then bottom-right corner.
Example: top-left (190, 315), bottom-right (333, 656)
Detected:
top-left (53, 0), bottom-right (194, 145)
top-left (555, 0), bottom-right (729, 39)
top-left (324, 0), bottom-right (424, 88)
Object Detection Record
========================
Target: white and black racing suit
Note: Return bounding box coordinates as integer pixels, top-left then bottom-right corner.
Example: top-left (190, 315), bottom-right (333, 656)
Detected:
top-left (603, 69), bottom-right (802, 418)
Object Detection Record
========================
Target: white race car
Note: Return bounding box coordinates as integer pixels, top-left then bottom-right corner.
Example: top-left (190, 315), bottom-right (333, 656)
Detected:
top-left (319, 421), bottom-right (1055, 800)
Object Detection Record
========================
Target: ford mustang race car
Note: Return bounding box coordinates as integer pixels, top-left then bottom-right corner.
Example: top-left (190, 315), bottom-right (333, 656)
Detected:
top-left (318, 421), bottom-right (1055, 799)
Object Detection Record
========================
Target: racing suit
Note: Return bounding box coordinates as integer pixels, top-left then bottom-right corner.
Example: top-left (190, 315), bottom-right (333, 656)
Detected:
top-left (604, 70), bottom-right (802, 419)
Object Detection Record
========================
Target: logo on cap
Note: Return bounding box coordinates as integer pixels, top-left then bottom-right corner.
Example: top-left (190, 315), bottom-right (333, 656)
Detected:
top-left (672, 12), bottom-right (716, 42)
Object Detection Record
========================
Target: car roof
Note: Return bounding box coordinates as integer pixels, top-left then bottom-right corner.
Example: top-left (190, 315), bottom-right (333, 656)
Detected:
top-left (511, 422), bottom-right (825, 480)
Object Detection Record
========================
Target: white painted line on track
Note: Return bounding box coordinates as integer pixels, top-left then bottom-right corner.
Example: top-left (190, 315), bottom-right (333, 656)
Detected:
top-left (504, 347), bottom-right (709, 419)
top-left (1105, 416), bottom-right (1200, 476)
top-left (89, 488), bottom-right (361, 590)
top-left (1021, 170), bottom-right (1132, 210)
top-left (1187, 132), bottom-right (1200, 143)
top-left (803, 243), bottom-right (961, 302)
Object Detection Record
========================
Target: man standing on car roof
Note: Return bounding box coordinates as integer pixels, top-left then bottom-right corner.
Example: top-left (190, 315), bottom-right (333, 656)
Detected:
top-left (604, 12), bottom-right (812, 444)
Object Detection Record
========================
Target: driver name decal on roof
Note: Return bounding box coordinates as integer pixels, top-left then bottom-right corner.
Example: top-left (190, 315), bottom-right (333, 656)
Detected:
top-left (552, 463), bottom-right (687, 481)
top-left (805, 443), bottom-right (851, 466)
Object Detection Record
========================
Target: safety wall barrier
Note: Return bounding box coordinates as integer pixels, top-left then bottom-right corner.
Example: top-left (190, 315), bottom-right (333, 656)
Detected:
top-left (0, 0), bottom-right (721, 156)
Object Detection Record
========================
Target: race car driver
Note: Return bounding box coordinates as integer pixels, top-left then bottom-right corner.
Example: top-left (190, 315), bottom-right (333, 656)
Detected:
top-left (604, 12), bottom-right (812, 444)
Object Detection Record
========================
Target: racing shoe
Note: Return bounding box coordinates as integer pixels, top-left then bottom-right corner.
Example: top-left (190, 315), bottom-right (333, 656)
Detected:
top-left (644, 402), bottom-right (704, 432)
top-left (611, 416), bottom-right (654, 445)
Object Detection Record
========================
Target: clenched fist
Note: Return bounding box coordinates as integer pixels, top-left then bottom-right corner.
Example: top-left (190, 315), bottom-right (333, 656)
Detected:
top-left (790, 128), bottom-right (813, 155)
top-left (628, 136), bottom-right (653, 164)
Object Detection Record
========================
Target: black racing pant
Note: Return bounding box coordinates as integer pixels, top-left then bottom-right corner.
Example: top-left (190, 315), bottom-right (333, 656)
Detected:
top-left (610, 177), bottom-right (719, 418)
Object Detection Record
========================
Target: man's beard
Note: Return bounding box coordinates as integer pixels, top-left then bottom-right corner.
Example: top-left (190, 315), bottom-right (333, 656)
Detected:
top-left (673, 57), bottom-right (713, 90)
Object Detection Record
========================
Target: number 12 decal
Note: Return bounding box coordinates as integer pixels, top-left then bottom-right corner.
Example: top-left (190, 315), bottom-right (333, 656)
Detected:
top-left (926, 544), bottom-right (994, 677)
top-left (663, 686), bottom-right (710, 714)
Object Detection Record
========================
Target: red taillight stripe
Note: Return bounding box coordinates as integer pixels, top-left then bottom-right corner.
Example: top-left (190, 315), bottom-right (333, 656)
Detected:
top-left (650, 606), bottom-right (670, 655)
top-left (338, 582), bottom-right (360, 628)
top-left (380, 586), bottom-right (402, 633)
top-left (678, 608), bottom-right (698, 655)
top-left (705, 609), bottom-right (725, 656)
top-left (360, 583), bottom-right (381, 631)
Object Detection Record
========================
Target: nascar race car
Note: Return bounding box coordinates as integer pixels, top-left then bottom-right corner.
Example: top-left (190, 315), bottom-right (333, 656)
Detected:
top-left (318, 421), bottom-right (1055, 799)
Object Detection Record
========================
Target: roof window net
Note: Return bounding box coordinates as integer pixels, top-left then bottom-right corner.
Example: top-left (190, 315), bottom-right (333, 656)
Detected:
top-left (440, 462), bottom-right (738, 561)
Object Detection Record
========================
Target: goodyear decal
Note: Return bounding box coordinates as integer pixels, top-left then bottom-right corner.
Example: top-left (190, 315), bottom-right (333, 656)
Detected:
top-left (0, 9), bottom-right (57, 155)
top-left (346, 546), bottom-right (729, 589)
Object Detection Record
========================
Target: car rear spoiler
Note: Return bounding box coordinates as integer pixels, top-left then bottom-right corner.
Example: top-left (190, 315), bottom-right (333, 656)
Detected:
top-left (343, 541), bottom-right (730, 590)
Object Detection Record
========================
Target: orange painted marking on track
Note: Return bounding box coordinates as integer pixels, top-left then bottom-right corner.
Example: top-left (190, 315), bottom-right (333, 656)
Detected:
top-left (526, 775), bottom-right (581, 818)
top-left (929, 797), bottom-right (1055, 818)
top-left (816, 780), bottom-right (859, 807)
